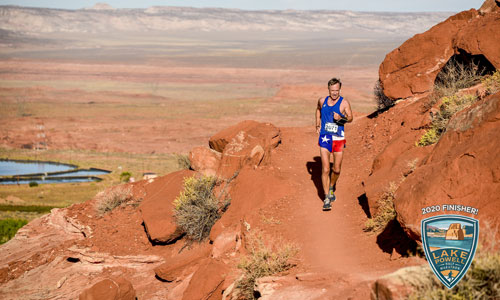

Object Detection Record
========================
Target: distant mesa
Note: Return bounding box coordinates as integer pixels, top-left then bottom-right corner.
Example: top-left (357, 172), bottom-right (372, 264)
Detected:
top-left (87, 3), bottom-right (114, 10)
top-left (445, 223), bottom-right (465, 240)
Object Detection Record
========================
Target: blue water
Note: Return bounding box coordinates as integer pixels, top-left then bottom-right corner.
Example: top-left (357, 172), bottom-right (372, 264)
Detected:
top-left (0, 160), bottom-right (110, 185)
top-left (49, 169), bottom-right (110, 177)
top-left (0, 160), bottom-right (75, 176)
top-left (1, 178), bottom-right (102, 185)
top-left (428, 236), bottom-right (473, 251)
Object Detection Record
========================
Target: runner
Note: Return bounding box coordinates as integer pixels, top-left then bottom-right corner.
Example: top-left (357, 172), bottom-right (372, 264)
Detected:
top-left (315, 78), bottom-right (353, 211)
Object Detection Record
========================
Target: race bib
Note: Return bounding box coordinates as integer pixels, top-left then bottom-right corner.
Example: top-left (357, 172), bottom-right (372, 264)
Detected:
top-left (325, 122), bottom-right (338, 133)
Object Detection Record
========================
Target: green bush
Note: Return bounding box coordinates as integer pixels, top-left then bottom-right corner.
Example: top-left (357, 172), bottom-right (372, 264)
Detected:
top-left (29, 181), bottom-right (38, 187)
top-left (364, 182), bottom-right (397, 232)
top-left (119, 171), bottom-right (131, 182)
top-left (418, 94), bottom-right (478, 146)
top-left (417, 128), bottom-right (440, 147)
top-left (0, 219), bottom-right (28, 244)
top-left (236, 233), bottom-right (298, 300)
top-left (482, 69), bottom-right (500, 95)
top-left (173, 176), bottom-right (225, 242)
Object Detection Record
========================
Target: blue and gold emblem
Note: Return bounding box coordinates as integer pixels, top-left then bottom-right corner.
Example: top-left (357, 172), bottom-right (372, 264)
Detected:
top-left (421, 215), bottom-right (479, 289)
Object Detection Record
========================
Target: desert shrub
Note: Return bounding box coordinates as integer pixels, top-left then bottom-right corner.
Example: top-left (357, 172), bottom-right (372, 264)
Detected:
top-left (96, 185), bottom-right (134, 216)
top-left (374, 79), bottom-right (394, 110)
top-left (482, 69), bottom-right (500, 95)
top-left (173, 176), bottom-right (225, 242)
top-left (28, 181), bottom-right (38, 187)
top-left (175, 153), bottom-right (191, 170)
top-left (364, 182), bottom-right (397, 232)
top-left (119, 171), bottom-right (131, 182)
top-left (434, 59), bottom-right (483, 98)
top-left (418, 94), bottom-right (478, 146)
top-left (417, 128), bottom-right (439, 147)
top-left (0, 219), bottom-right (28, 244)
top-left (236, 233), bottom-right (298, 300)
top-left (408, 226), bottom-right (500, 300)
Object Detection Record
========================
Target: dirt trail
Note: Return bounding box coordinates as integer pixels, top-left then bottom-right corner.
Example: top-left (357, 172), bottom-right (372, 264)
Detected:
top-left (271, 118), bottom-right (424, 296)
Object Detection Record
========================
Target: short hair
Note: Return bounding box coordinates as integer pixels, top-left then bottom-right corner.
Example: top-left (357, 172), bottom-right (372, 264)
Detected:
top-left (328, 78), bottom-right (342, 88)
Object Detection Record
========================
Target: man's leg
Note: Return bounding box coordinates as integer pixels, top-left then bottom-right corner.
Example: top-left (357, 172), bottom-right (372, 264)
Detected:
top-left (330, 151), bottom-right (344, 191)
top-left (320, 147), bottom-right (331, 199)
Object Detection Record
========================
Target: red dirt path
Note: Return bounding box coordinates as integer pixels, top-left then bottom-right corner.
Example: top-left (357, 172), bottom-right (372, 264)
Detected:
top-left (263, 119), bottom-right (424, 297)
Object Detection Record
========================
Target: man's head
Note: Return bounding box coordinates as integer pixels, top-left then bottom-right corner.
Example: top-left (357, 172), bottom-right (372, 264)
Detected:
top-left (327, 77), bottom-right (342, 100)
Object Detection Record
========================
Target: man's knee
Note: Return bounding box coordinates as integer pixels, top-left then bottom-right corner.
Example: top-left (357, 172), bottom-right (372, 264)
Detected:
top-left (322, 166), bottom-right (330, 175)
top-left (332, 166), bottom-right (341, 174)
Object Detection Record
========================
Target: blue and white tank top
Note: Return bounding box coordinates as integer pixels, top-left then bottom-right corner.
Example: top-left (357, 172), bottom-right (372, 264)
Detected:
top-left (320, 96), bottom-right (345, 139)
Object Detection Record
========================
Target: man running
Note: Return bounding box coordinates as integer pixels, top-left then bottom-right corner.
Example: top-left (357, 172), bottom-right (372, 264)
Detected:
top-left (315, 78), bottom-right (353, 211)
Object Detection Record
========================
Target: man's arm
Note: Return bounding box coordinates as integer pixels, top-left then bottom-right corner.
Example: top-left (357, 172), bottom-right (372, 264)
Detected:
top-left (333, 100), bottom-right (353, 124)
top-left (343, 100), bottom-right (353, 123)
top-left (315, 97), bottom-right (322, 133)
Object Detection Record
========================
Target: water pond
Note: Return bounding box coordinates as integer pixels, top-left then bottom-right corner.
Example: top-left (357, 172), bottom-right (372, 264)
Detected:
top-left (0, 160), bottom-right (110, 184)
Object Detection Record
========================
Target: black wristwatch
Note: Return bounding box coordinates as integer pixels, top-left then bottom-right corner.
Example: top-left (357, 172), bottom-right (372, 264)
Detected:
top-left (335, 118), bottom-right (348, 125)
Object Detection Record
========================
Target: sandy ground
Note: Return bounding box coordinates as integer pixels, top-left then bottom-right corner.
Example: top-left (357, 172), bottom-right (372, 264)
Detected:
top-left (0, 59), bottom-right (378, 154)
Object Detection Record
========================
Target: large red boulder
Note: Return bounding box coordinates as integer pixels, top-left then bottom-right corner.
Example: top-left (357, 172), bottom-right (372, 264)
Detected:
top-left (181, 258), bottom-right (229, 300)
top-left (189, 146), bottom-right (221, 176)
top-left (209, 120), bottom-right (281, 179)
top-left (79, 277), bottom-right (136, 300)
top-left (394, 92), bottom-right (500, 240)
top-left (139, 169), bottom-right (195, 244)
top-left (379, 7), bottom-right (500, 100)
top-left (479, 0), bottom-right (500, 13)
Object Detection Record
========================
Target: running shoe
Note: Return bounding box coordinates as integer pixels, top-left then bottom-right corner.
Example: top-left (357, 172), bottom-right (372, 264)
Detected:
top-left (323, 197), bottom-right (331, 211)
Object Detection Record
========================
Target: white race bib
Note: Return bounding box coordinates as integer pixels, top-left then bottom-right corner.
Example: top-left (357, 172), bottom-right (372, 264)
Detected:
top-left (325, 122), bottom-right (338, 133)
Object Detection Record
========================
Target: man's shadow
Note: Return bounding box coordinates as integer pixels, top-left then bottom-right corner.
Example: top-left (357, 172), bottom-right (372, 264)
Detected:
top-left (306, 156), bottom-right (335, 202)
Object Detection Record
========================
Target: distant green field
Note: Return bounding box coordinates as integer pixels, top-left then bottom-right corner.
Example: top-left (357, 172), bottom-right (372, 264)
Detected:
top-left (0, 147), bottom-right (187, 221)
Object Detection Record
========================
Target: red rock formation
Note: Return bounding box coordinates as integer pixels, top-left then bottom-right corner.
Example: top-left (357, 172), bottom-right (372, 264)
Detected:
top-left (139, 169), bottom-right (195, 243)
top-left (79, 277), bottom-right (136, 300)
top-left (479, 0), bottom-right (500, 13)
top-left (395, 92), bottom-right (500, 241)
top-left (379, 8), bottom-right (500, 100)
top-left (189, 146), bottom-right (221, 176)
top-left (208, 120), bottom-right (281, 179)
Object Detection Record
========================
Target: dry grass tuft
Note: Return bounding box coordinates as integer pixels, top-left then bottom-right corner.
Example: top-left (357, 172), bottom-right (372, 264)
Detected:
top-left (482, 69), bottom-right (500, 95)
top-left (236, 232), bottom-right (298, 300)
top-left (96, 185), bottom-right (135, 216)
top-left (173, 176), bottom-right (229, 242)
top-left (364, 182), bottom-right (398, 233)
top-left (175, 153), bottom-right (191, 170)
top-left (374, 79), bottom-right (393, 110)
top-left (418, 93), bottom-right (478, 147)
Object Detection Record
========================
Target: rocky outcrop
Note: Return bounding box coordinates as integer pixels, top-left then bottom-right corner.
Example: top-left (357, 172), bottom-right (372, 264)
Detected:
top-left (139, 169), bottom-right (195, 243)
top-left (395, 92), bottom-right (500, 240)
top-left (445, 224), bottom-right (465, 240)
top-left (479, 0), bottom-right (500, 13)
top-left (79, 277), bottom-right (136, 300)
top-left (379, 8), bottom-right (500, 100)
top-left (189, 146), bottom-right (221, 176)
top-left (371, 265), bottom-right (433, 300)
top-left (207, 120), bottom-right (281, 179)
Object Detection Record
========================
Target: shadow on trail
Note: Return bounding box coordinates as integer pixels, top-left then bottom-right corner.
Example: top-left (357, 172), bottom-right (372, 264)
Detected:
top-left (357, 193), bottom-right (371, 218)
top-left (306, 156), bottom-right (337, 202)
top-left (376, 219), bottom-right (420, 257)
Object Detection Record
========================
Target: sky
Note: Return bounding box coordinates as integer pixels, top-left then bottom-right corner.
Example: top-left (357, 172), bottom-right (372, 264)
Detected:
top-left (0, 0), bottom-right (485, 12)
